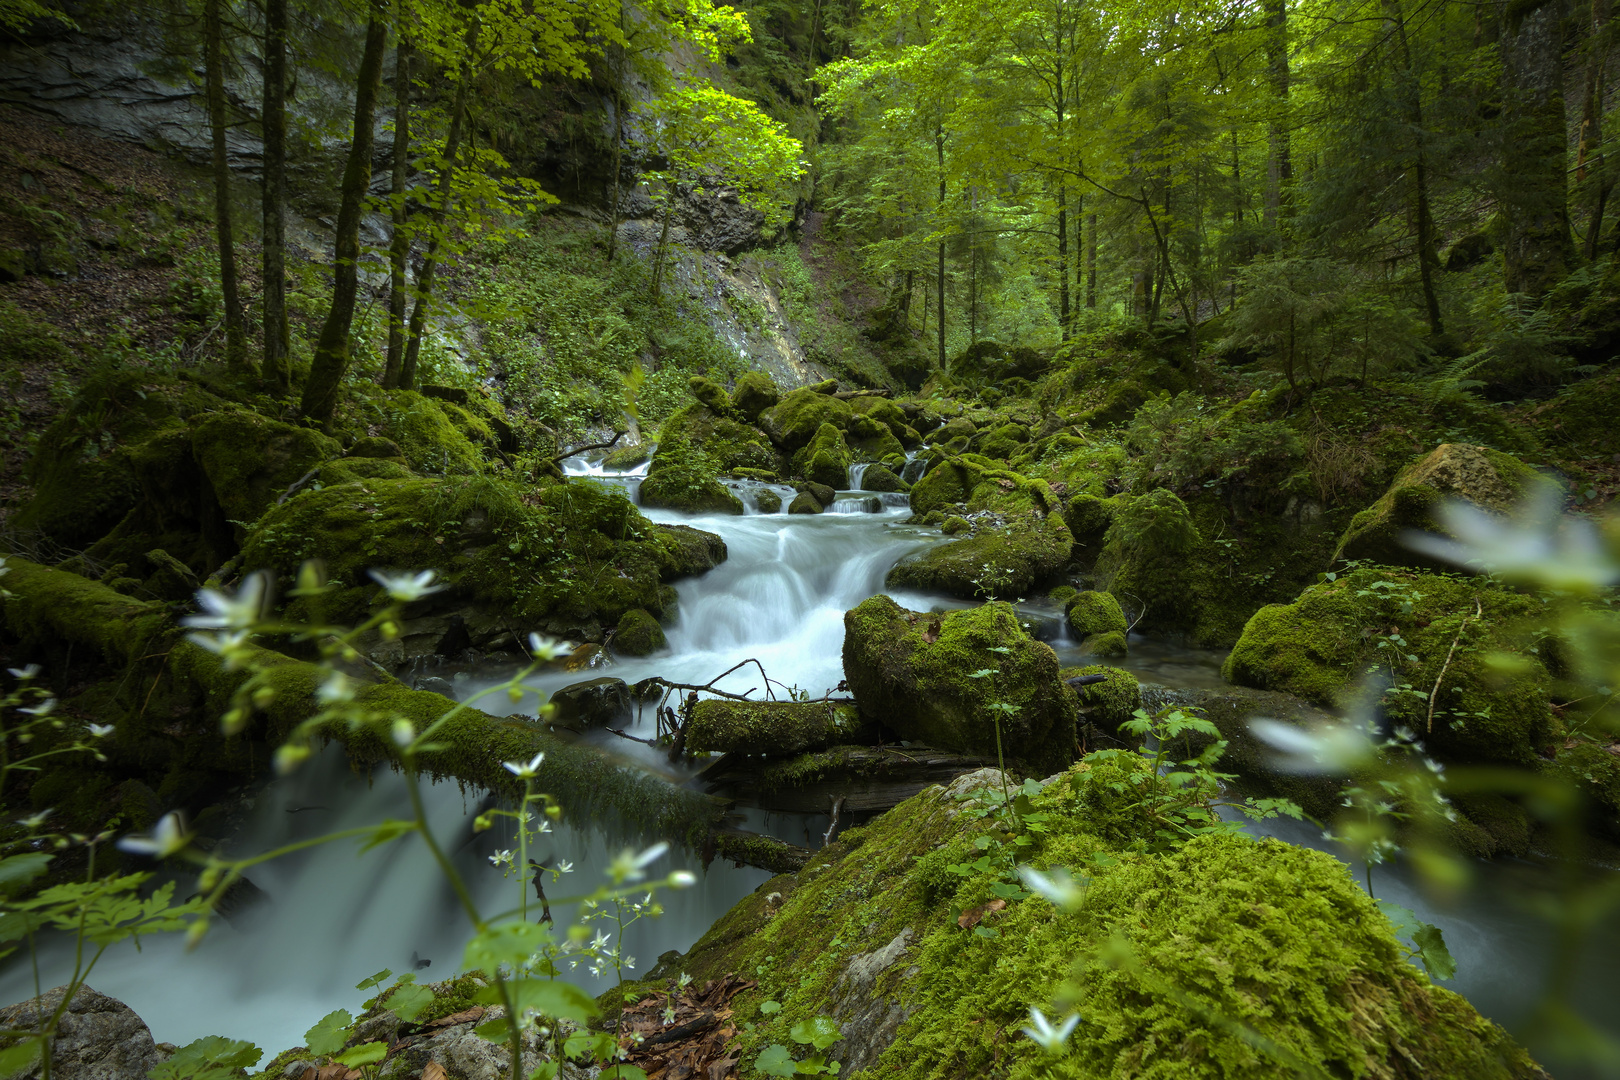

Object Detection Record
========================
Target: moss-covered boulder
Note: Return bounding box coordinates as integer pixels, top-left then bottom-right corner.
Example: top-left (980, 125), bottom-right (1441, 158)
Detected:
top-left (842, 596), bottom-right (1078, 772)
top-left (1551, 741), bottom-right (1620, 840)
top-left (792, 422), bottom-right (852, 488)
top-left (190, 410), bottom-right (342, 535)
top-left (653, 767), bottom-right (1546, 1080)
top-left (887, 512), bottom-right (1073, 600)
top-left (788, 491), bottom-right (824, 514)
top-left (1063, 492), bottom-right (1117, 565)
top-left (688, 375), bottom-right (734, 416)
top-left (731, 370), bottom-right (782, 421)
top-left (758, 387), bottom-right (853, 452)
top-left (602, 441), bottom-right (652, 471)
top-left (1063, 664), bottom-right (1141, 736)
top-left (612, 608), bottom-right (667, 656)
top-left (1068, 590), bottom-right (1127, 638)
top-left (658, 403), bottom-right (783, 475)
top-left (367, 390), bottom-right (489, 474)
top-left (1334, 443), bottom-right (1555, 570)
top-left (847, 413), bottom-right (906, 462)
top-left (1092, 488), bottom-right (1200, 625)
top-left (686, 700), bottom-right (864, 756)
top-left (640, 439), bottom-right (746, 515)
top-left (1223, 567), bottom-right (1556, 768)
top-left (908, 455), bottom-right (1060, 519)
top-left (756, 488), bottom-right (783, 514)
top-left (856, 464), bottom-right (909, 493)
top-left (848, 395), bottom-right (918, 447)
top-left (977, 422), bottom-right (1031, 460)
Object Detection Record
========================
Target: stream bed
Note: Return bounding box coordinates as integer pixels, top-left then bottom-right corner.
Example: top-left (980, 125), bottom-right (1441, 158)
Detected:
top-left (1, 466), bottom-right (1615, 1074)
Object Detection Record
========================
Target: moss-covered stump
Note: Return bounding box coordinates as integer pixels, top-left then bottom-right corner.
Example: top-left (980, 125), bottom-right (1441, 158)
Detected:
top-left (240, 475), bottom-right (724, 651)
top-left (1334, 443), bottom-right (1556, 570)
top-left (758, 388), bottom-right (853, 451)
top-left (886, 512), bottom-right (1072, 600)
top-left (686, 700), bottom-right (864, 756)
top-left (1223, 567), bottom-right (1556, 769)
top-left (1062, 664), bottom-right (1140, 737)
top-left (640, 439), bottom-right (747, 515)
top-left (654, 767), bottom-right (1547, 1080)
top-left (842, 596), bottom-right (1079, 773)
top-left (612, 608), bottom-right (667, 656)
top-left (731, 371), bottom-right (782, 421)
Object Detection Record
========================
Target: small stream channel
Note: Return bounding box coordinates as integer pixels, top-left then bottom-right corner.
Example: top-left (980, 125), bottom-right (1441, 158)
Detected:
top-left (1, 461), bottom-right (1615, 1074)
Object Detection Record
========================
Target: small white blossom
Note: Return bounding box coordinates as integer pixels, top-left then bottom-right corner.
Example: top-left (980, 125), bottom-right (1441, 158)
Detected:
top-left (16, 809), bottom-right (52, 829)
top-left (489, 849), bottom-right (515, 868)
top-left (556, 860), bottom-right (574, 874)
top-left (116, 812), bottom-right (191, 858)
top-left (528, 632), bottom-right (574, 660)
top-left (19, 699), bottom-right (56, 717)
top-left (184, 573), bottom-right (268, 630)
top-left (391, 719), bottom-right (415, 748)
top-left (609, 841), bottom-right (670, 883)
top-left (368, 569), bottom-right (447, 603)
top-left (1021, 1007), bottom-right (1080, 1054)
top-left (1017, 866), bottom-right (1088, 912)
top-left (87, 723), bottom-right (115, 738)
top-left (669, 870), bottom-right (696, 888)
top-left (503, 751), bottom-right (546, 779)
top-left (7, 665), bottom-right (40, 681)
top-left (315, 672), bottom-right (355, 705)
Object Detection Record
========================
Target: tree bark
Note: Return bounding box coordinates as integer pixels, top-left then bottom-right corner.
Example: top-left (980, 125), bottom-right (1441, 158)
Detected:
top-left (1385, 0), bottom-right (1444, 335)
top-left (605, 88), bottom-right (626, 265)
top-left (1086, 210), bottom-right (1097, 308)
top-left (261, 0), bottom-right (288, 389)
top-left (1500, 0), bottom-right (1575, 296)
top-left (298, 8), bottom-right (388, 423)
top-left (205, 0), bottom-right (250, 373)
top-left (399, 42), bottom-right (474, 392)
top-left (936, 121), bottom-right (946, 374)
top-left (1056, 183), bottom-right (1070, 340)
top-left (383, 39), bottom-right (412, 389)
top-left (1579, 0), bottom-right (1614, 258)
top-left (1263, 0), bottom-right (1292, 231)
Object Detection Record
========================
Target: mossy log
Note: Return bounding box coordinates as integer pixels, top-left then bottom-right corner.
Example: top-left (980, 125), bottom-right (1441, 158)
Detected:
top-left (0, 558), bottom-right (805, 871)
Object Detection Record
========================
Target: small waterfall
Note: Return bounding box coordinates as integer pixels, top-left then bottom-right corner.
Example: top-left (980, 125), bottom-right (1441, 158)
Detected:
top-left (829, 495), bottom-right (884, 514)
top-left (849, 462), bottom-right (871, 489)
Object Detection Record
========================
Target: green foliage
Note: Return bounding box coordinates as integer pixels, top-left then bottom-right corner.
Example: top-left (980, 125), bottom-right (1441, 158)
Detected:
top-left (149, 1037), bottom-right (263, 1080)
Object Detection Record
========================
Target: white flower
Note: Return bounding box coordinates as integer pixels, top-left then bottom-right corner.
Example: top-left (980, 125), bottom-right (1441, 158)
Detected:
top-left (1403, 490), bottom-right (1619, 592)
top-left (1250, 718), bottom-right (1377, 775)
top-left (503, 751), bottom-right (546, 779)
top-left (591, 930), bottom-right (612, 951)
top-left (669, 870), bottom-right (696, 888)
top-left (528, 633), bottom-right (574, 660)
top-left (489, 849), bottom-right (514, 867)
top-left (556, 860), bottom-right (575, 874)
top-left (186, 629), bottom-right (251, 662)
top-left (1017, 866), bottom-right (1088, 912)
top-left (116, 812), bottom-right (191, 858)
top-left (87, 723), bottom-right (115, 738)
top-left (392, 719), bottom-right (415, 748)
top-left (7, 665), bottom-right (40, 681)
top-left (16, 809), bottom-right (52, 829)
top-left (184, 573), bottom-right (269, 630)
top-left (19, 699), bottom-right (55, 717)
top-left (315, 672), bottom-right (355, 705)
top-left (611, 841), bottom-right (669, 883)
top-left (369, 569), bottom-right (447, 602)
top-left (1021, 1007), bottom-right (1080, 1054)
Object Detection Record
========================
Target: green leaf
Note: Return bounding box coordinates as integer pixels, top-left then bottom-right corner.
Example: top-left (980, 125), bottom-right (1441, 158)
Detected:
top-left (355, 968), bottom-right (392, 991)
top-left (759, 1000), bottom-right (782, 1015)
top-left (0, 1038), bottom-right (42, 1080)
top-left (488, 978), bottom-right (600, 1023)
top-left (475, 1017), bottom-right (512, 1043)
top-left (149, 1036), bottom-right (262, 1080)
top-left (387, 983), bottom-right (435, 1022)
top-left (334, 1043), bottom-right (385, 1068)
top-left (0, 853), bottom-right (51, 890)
top-left (789, 1016), bottom-right (842, 1050)
top-left (597, 1067), bottom-right (649, 1080)
top-left (1411, 922), bottom-right (1457, 981)
top-left (463, 920), bottom-right (553, 972)
top-left (359, 820), bottom-right (415, 853)
top-left (756, 1045), bottom-right (799, 1077)
top-left (303, 1010), bottom-right (353, 1057)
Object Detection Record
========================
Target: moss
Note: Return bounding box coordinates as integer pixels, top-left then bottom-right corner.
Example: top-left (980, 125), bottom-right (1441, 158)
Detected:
top-left (602, 442), bottom-right (652, 470)
top-left (688, 375), bottom-right (735, 416)
top-left (908, 455), bottom-right (1059, 519)
top-left (189, 410), bottom-right (343, 533)
top-left (977, 422), bottom-right (1032, 460)
top-left (349, 436), bottom-right (406, 460)
top-left (756, 489), bottom-right (783, 513)
top-left (320, 458), bottom-right (413, 486)
top-left (1061, 664), bottom-right (1140, 734)
top-left (842, 595), bottom-right (1079, 772)
top-left (655, 762), bottom-right (1544, 1080)
top-left (659, 402), bottom-right (783, 474)
top-left (887, 512), bottom-right (1073, 600)
top-left (731, 371), bottom-right (781, 421)
top-left (857, 464), bottom-right (909, 493)
top-left (1551, 742), bottom-right (1620, 837)
top-left (368, 390), bottom-right (488, 474)
top-left (940, 515), bottom-right (969, 535)
top-left (685, 700), bottom-right (863, 755)
top-left (1222, 567), bottom-right (1555, 768)
top-left (1333, 443), bottom-right (1557, 569)
top-left (1067, 591), bottom-right (1127, 637)
top-left (640, 438), bottom-right (746, 515)
top-left (848, 395), bottom-right (917, 446)
top-left (1062, 493), bottom-right (1116, 565)
top-left (757, 387), bottom-right (853, 451)
top-left (846, 413), bottom-right (906, 462)
top-left (612, 608), bottom-right (666, 656)
top-left (788, 491), bottom-right (823, 514)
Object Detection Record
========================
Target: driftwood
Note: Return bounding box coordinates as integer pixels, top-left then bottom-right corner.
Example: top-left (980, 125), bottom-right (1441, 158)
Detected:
top-left (555, 429), bottom-right (627, 463)
top-left (831, 388), bottom-right (892, 399)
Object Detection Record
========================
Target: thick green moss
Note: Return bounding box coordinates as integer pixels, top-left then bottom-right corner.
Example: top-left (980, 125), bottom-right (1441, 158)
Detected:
top-left (640, 438), bottom-right (746, 515)
top-left (758, 387), bottom-right (853, 451)
top-left (190, 409), bottom-right (342, 533)
top-left (857, 464), bottom-right (909, 493)
top-left (612, 608), bottom-right (667, 656)
top-left (847, 413), bottom-right (906, 462)
top-left (1333, 443), bottom-right (1556, 569)
top-left (731, 371), bottom-right (781, 421)
top-left (1067, 591), bottom-right (1127, 637)
top-left (842, 595), bottom-right (1079, 772)
top-left (1223, 567), bottom-right (1555, 768)
top-left (1551, 742), bottom-right (1620, 838)
top-left (659, 402), bottom-right (784, 475)
top-left (788, 491), bottom-right (824, 514)
top-left (655, 763), bottom-right (1544, 1080)
top-left (909, 455), bottom-right (1060, 519)
top-left (367, 390), bottom-right (488, 474)
top-left (320, 458), bottom-right (413, 486)
top-left (685, 700), bottom-right (863, 755)
top-left (792, 422), bottom-right (852, 488)
top-left (888, 512), bottom-right (1073, 600)
top-left (1062, 664), bottom-right (1140, 735)
top-left (977, 422), bottom-right (1032, 460)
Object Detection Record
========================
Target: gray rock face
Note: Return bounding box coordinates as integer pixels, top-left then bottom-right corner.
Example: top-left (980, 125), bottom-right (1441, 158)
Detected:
top-left (547, 677), bottom-right (633, 730)
top-left (0, 986), bottom-right (169, 1080)
top-left (828, 929), bottom-right (916, 1074)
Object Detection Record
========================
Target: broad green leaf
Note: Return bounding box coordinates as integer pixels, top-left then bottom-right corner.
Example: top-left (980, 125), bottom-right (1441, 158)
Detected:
top-left (756, 1044), bottom-right (799, 1077)
top-left (149, 1036), bottom-right (262, 1080)
top-left (303, 1009), bottom-right (352, 1057)
top-left (597, 1067), bottom-right (649, 1080)
top-left (475, 1017), bottom-right (512, 1043)
top-left (759, 999), bottom-right (782, 1015)
top-left (355, 968), bottom-right (392, 991)
top-left (0, 1038), bottom-right (42, 1080)
top-left (789, 1016), bottom-right (842, 1050)
top-left (0, 853), bottom-right (51, 890)
top-left (498, 977), bottom-right (599, 1023)
top-left (1411, 923), bottom-right (1457, 981)
top-left (387, 983), bottom-right (434, 1022)
top-left (463, 920), bottom-right (553, 972)
top-left (334, 1043), bottom-right (385, 1068)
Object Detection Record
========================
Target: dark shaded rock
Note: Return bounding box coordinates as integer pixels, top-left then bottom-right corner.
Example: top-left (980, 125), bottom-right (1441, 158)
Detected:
top-left (547, 677), bottom-right (633, 731)
top-left (0, 986), bottom-right (168, 1080)
top-left (612, 608), bottom-right (666, 656)
top-left (788, 491), bottom-right (824, 514)
top-left (857, 464), bottom-right (909, 493)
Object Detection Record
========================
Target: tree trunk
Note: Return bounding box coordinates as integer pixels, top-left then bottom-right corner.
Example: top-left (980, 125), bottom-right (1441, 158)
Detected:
top-left (1263, 0), bottom-right (1291, 231)
top-left (1056, 183), bottom-right (1070, 340)
top-left (261, 0), bottom-right (288, 389)
top-left (1500, 0), bottom-right (1575, 297)
top-left (1086, 210), bottom-right (1097, 308)
top-left (1385, 0), bottom-right (1444, 335)
top-left (936, 122), bottom-right (946, 374)
top-left (205, 0), bottom-right (250, 373)
top-left (383, 39), bottom-right (412, 389)
top-left (298, 8), bottom-right (388, 424)
top-left (652, 196), bottom-right (674, 299)
top-left (399, 49), bottom-right (474, 392)
top-left (1579, 0), bottom-right (1614, 258)
top-left (605, 87), bottom-right (626, 265)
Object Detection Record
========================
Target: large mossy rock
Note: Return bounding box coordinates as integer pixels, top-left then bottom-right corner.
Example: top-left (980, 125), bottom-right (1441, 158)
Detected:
top-left (1063, 664), bottom-right (1141, 735)
top-left (651, 767), bottom-right (1548, 1080)
top-left (731, 370), bottom-right (781, 421)
top-left (848, 395), bottom-right (919, 448)
top-left (1223, 567), bottom-right (1556, 768)
top-left (611, 608), bottom-right (667, 656)
top-left (886, 512), bottom-right (1073, 600)
top-left (190, 409), bottom-right (342, 535)
top-left (908, 454), bottom-right (1061, 518)
top-left (1067, 590), bottom-right (1128, 657)
top-left (639, 439), bottom-right (746, 515)
top-left (686, 700), bottom-right (864, 755)
top-left (791, 422), bottom-right (852, 488)
top-left (1334, 443), bottom-right (1555, 569)
top-left (758, 387), bottom-right (853, 452)
top-left (846, 412), bottom-right (906, 462)
top-left (842, 596), bottom-right (1078, 772)
top-left (659, 402), bottom-right (784, 476)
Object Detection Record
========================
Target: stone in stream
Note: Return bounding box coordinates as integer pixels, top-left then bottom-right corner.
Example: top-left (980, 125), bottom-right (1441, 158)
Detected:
top-left (842, 596), bottom-right (1079, 773)
top-left (856, 463), bottom-right (910, 493)
top-left (755, 488), bottom-right (782, 514)
top-left (787, 491), bottom-right (824, 514)
top-left (611, 608), bottom-right (666, 656)
top-left (1066, 590), bottom-right (1129, 657)
top-left (685, 699), bottom-right (865, 756)
top-left (0, 986), bottom-right (170, 1080)
top-left (546, 677), bottom-right (633, 730)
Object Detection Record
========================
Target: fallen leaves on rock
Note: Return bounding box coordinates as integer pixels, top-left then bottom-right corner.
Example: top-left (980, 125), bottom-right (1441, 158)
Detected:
top-left (617, 973), bottom-right (757, 1080)
top-left (957, 898), bottom-right (1006, 929)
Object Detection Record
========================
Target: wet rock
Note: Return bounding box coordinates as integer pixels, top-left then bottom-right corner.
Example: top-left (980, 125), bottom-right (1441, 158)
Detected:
top-left (371, 1007), bottom-right (575, 1080)
top-left (731, 371), bottom-right (781, 421)
top-left (1062, 665), bottom-right (1140, 735)
top-left (788, 491), bottom-right (824, 514)
top-left (1333, 443), bottom-right (1557, 570)
top-left (887, 512), bottom-right (1072, 600)
top-left (755, 489), bottom-right (783, 514)
top-left (612, 608), bottom-right (666, 656)
top-left (842, 596), bottom-right (1079, 773)
top-left (758, 388), bottom-right (852, 452)
top-left (828, 929), bottom-right (915, 1075)
top-left (686, 700), bottom-right (865, 755)
top-left (0, 985), bottom-right (168, 1080)
top-left (857, 464), bottom-right (909, 493)
top-left (1067, 591), bottom-right (1128, 658)
top-left (548, 677), bottom-right (633, 730)
top-left (416, 676), bottom-right (456, 697)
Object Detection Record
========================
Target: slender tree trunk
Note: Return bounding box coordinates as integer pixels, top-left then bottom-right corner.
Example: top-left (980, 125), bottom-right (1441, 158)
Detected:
top-left (936, 121), bottom-right (946, 373)
top-left (1056, 183), bottom-right (1070, 340)
top-left (261, 0), bottom-right (288, 389)
top-left (1263, 0), bottom-right (1292, 231)
top-left (1580, 0), bottom-right (1614, 258)
top-left (1086, 210), bottom-right (1097, 308)
top-left (652, 197), bottom-right (674, 299)
top-left (400, 43), bottom-right (474, 392)
top-left (605, 87), bottom-right (626, 265)
top-left (205, 0), bottom-right (250, 373)
top-left (1500, 0), bottom-right (1575, 296)
top-left (383, 39), bottom-right (412, 389)
top-left (1385, 0), bottom-right (1444, 335)
top-left (298, 8), bottom-right (388, 423)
